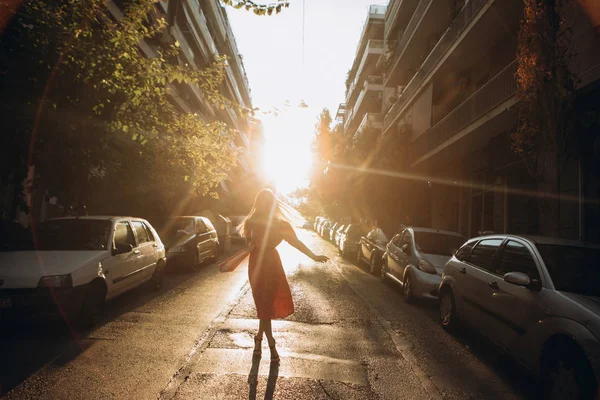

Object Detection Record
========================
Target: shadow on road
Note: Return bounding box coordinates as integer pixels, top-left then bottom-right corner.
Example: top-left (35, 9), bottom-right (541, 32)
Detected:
top-left (248, 354), bottom-right (279, 400)
top-left (0, 245), bottom-right (242, 397)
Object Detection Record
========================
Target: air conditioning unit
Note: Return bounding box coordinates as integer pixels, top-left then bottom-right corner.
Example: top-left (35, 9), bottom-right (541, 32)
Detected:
top-left (397, 85), bottom-right (405, 95)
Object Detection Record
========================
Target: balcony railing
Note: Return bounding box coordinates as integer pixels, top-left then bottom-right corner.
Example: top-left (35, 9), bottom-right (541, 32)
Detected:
top-left (386, 0), bottom-right (431, 79)
top-left (384, 0), bottom-right (491, 130)
top-left (345, 76), bottom-right (384, 131)
top-left (354, 113), bottom-right (383, 141)
top-left (346, 40), bottom-right (384, 103)
top-left (411, 60), bottom-right (517, 163)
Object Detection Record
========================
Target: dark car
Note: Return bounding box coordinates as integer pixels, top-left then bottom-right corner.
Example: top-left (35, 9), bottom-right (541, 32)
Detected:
top-left (334, 224), bottom-right (346, 248)
top-left (356, 228), bottom-right (389, 274)
top-left (339, 224), bottom-right (366, 258)
top-left (159, 216), bottom-right (219, 271)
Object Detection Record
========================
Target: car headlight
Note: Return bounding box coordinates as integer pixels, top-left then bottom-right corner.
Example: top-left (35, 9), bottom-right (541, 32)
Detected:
top-left (169, 245), bottom-right (186, 253)
top-left (38, 274), bottom-right (73, 288)
top-left (417, 259), bottom-right (437, 275)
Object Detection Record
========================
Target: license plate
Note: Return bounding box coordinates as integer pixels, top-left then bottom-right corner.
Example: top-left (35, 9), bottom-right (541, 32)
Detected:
top-left (0, 298), bottom-right (11, 308)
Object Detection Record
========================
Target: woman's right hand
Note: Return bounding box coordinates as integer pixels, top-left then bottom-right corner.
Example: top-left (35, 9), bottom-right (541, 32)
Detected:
top-left (313, 255), bottom-right (329, 263)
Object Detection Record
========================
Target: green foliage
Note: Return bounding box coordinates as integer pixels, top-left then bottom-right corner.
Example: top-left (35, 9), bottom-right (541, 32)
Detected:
top-left (221, 0), bottom-right (289, 15)
top-left (2, 0), bottom-right (249, 214)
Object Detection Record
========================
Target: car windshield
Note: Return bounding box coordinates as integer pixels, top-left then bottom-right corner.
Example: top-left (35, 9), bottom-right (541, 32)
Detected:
top-left (1, 219), bottom-right (111, 251)
top-left (414, 232), bottom-right (466, 256)
top-left (537, 244), bottom-right (600, 297)
top-left (347, 225), bottom-right (365, 239)
top-left (371, 229), bottom-right (388, 244)
top-left (162, 218), bottom-right (195, 238)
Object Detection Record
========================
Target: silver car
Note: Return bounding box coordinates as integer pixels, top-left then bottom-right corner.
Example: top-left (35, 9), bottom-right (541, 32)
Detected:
top-left (381, 227), bottom-right (466, 302)
top-left (439, 235), bottom-right (600, 399)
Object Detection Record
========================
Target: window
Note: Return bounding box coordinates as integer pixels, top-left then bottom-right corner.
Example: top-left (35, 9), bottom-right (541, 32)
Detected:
top-left (391, 234), bottom-right (402, 247)
top-left (414, 232), bottom-right (466, 256)
top-left (132, 221), bottom-right (150, 244)
top-left (469, 239), bottom-right (503, 272)
top-left (26, 219), bottom-right (112, 251)
top-left (455, 241), bottom-right (475, 262)
top-left (143, 222), bottom-right (155, 242)
top-left (204, 219), bottom-right (215, 232)
top-left (114, 221), bottom-right (136, 248)
top-left (400, 232), bottom-right (412, 248)
top-left (537, 244), bottom-right (600, 297)
top-left (496, 241), bottom-right (539, 279)
top-left (196, 219), bottom-right (208, 234)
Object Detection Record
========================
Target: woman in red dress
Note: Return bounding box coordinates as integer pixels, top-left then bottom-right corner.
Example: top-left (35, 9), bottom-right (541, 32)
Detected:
top-left (240, 189), bottom-right (328, 363)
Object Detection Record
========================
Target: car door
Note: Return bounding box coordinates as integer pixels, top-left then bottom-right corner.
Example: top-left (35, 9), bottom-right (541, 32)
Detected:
top-left (203, 218), bottom-right (219, 256)
top-left (195, 218), bottom-right (212, 260)
top-left (395, 230), bottom-right (413, 280)
top-left (106, 219), bottom-right (142, 295)
top-left (486, 239), bottom-right (545, 355)
top-left (131, 220), bottom-right (157, 284)
top-left (363, 230), bottom-right (375, 261)
top-left (386, 234), bottom-right (403, 277)
top-left (458, 238), bottom-right (504, 337)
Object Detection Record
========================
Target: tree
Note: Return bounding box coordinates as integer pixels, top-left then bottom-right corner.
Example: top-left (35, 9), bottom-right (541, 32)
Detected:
top-left (514, 0), bottom-right (578, 235)
top-left (221, 0), bottom-right (289, 15)
top-left (1, 0), bottom-right (247, 219)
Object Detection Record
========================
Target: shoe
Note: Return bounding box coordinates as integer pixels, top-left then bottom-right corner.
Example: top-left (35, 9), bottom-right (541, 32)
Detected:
top-left (268, 338), bottom-right (280, 364)
top-left (253, 335), bottom-right (262, 357)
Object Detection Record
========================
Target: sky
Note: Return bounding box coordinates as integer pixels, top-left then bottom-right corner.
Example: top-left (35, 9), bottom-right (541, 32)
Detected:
top-left (227, 0), bottom-right (387, 193)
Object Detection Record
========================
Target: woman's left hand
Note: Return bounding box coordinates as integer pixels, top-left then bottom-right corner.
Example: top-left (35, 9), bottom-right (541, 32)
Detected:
top-left (313, 255), bottom-right (329, 263)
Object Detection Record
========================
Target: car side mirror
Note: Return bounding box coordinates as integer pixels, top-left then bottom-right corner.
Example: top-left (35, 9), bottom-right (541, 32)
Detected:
top-left (113, 242), bottom-right (133, 255)
top-left (401, 244), bottom-right (410, 255)
top-left (503, 272), bottom-right (531, 287)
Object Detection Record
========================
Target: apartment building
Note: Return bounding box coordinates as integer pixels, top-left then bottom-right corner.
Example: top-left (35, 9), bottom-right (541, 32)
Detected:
top-left (342, 5), bottom-right (387, 147)
top-left (341, 0), bottom-right (600, 242)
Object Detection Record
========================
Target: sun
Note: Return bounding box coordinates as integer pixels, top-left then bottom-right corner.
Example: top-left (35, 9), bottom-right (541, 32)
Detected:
top-left (261, 109), bottom-right (313, 195)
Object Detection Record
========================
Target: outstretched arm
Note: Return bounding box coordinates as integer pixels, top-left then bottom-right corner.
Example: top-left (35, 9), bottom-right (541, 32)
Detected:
top-left (286, 236), bottom-right (328, 263)
top-left (280, 221), bottom-right (328, 262)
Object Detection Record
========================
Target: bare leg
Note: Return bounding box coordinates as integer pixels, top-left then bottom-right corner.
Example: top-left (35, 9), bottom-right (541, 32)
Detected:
top-left (254, 319), bottom-right (265, 355)
top-left (263, 319), bottom-right (279, 362)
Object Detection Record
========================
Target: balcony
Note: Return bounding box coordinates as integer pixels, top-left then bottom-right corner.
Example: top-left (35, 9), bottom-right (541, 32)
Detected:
top-left (345, 40), bottom-right (384, 104)
top-left (345, 76), bottom-right (384, 133)
top-left (386, 0), bottom-right (431, 79)
top-left (354, 113), bottom-right (382, 142)
top-left (384, 0), bottom-right (491, 132)
top-left (411, 60), bottom-right (517, 165)
top-left (385, 0), bottom-right (420, 40)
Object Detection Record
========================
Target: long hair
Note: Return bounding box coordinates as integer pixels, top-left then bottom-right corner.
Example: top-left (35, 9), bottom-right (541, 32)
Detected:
top-left (238, 189), bottom-right (300, 238)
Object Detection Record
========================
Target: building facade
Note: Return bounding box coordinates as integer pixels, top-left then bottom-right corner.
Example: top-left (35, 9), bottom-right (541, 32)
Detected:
top-left (340, 0), bottom-right (600, 242)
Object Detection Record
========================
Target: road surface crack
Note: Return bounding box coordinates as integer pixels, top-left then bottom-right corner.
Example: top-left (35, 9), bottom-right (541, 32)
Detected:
top-left (318, 379), bottom-right (336, 399)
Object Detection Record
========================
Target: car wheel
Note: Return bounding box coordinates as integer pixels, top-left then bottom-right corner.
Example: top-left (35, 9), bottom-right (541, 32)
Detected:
top-left (440, 288), bottom-right (458, 331)
top-left (208, 244), bottom-right (218, 264)
top-left (403, 274), bottom-right (414, 303)
top-left (77, 280), bottom-right (106, 329)
top-left (356, 249), bottom-right (362, 266)
top-left (541, 339), bottom-right (597, 400)
top-left (150, 260), bottom-right (166, 291)
top-left (190, 250), bottom-right (201, 272)
top-left (369, 255), bottom-right (379, 275)
top-left (380, 260), bottom-right (388, 282)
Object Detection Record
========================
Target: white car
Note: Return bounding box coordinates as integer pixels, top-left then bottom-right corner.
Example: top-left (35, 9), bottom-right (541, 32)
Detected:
top-left (381, 227), bottom-right (466, 302)
top-left (0, 216), bottom-right (166, 325)
top-left (440, 235), bottom-right (600, 398)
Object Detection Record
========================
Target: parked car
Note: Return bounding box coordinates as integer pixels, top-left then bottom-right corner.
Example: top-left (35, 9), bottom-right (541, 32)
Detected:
top-left (321, 221), bottom-right (334, 239)
top-left (381, 227), bottom-right (466, 302)
top-left (334, 224), bottom-right (346, 248)
top-left (329, 223), bottom-right (340, 242)
top-left (339, 224), bottom-right (367, 258)
top-left (0, 216), bottom-right (166, 325)
top-left (159, 216), bottom-right (219, 271)
top-left (439, 235), bottom-right (600, 399)
top-left (314, 216), bottom-right (324, 231)
top-left (316, 218), bottom-right (328, 235)
top-left (357, 228), bottom-right (389, 274)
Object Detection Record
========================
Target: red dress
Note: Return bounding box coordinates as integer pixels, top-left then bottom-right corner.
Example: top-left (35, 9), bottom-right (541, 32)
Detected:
top-left (247, 220), bottom-right (295, 319)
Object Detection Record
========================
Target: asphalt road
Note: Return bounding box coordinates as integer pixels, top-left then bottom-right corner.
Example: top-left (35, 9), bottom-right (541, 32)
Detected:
top-left (1, 229), bottom-right (537, 399)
